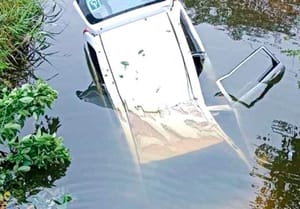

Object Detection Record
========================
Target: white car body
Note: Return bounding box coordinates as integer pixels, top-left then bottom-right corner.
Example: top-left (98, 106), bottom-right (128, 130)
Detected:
top-left (74, 0), bottom-right (284, 164)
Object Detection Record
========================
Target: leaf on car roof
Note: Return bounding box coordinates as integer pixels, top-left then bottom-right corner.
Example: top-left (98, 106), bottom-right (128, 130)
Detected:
top-left (120, 61), bottom-right (129, 69)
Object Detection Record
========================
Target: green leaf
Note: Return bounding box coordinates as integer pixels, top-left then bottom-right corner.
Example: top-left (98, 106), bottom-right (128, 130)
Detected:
top-left (21, 134), bottom-right (32, 142)
top-left (63, 194), bottom-right (72, 203)
top-left (21, 147), bottom-right (31, 154)
top-left (36, 128), bottom-right (42, 137)
top-left (17, 165), bottom-right (31, 172)
top-left (4, 123), bottom-right (21, 130)
top-left (120, 61), bottom-right (129, 69)
top-left (13, 164), bottom-right (19, 172)
top-left (53, 193), bottom-right (72, 208)
top-left (19, 96), bottom-right (34, 104)
top-left (33, 112), bottom-right (38, 120)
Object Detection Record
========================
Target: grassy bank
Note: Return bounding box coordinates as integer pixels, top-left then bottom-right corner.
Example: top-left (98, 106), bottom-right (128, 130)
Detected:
top-left (0, 0), bottom-right (56, 88)
top-left (0, 0), bottom-right (71, 208)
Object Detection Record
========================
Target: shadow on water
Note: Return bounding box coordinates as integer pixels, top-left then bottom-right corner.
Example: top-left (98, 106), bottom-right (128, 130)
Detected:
top-left (76, 83), bottom-right (113, 109)
top-left (250, 120), bottom-right (300, 209)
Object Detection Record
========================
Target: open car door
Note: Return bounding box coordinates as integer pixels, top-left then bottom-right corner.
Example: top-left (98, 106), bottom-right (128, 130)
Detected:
top-left (216, 46), bottom-right (285, 108)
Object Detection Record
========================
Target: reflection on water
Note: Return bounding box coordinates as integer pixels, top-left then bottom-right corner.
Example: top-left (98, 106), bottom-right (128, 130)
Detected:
top-left (185, 0), bottom-right (300, 40)
top-left (250, 120), bottom-right (300, 209)
top-left (35, 115), bottom-right (62, 135)
top-left (2, 116), bottom-right (70, 208)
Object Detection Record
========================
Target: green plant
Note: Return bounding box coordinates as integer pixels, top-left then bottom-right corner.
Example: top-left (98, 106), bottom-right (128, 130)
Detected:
top-left (0, 79), bottom-right (57, 141)
top-left (0, 0), bottom-right (61, 88)
top-left (6, 130), bottom-right (69, 171)
top-left (0, 80), bottom-right (70, 205)
top-left (250, 120), bottom-right (300, 209)
top-left (54, 193), bottom-right (73, 209)
top-left (0, 0), bottom-right (70, 207)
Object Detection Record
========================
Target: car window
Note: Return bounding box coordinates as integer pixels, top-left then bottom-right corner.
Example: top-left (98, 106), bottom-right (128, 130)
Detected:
top-left (77, 0), bottom-right (165, 24)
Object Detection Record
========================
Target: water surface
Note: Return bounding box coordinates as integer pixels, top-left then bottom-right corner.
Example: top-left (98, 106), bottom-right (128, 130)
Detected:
top-left (36, 0), bottom-right (300, 208)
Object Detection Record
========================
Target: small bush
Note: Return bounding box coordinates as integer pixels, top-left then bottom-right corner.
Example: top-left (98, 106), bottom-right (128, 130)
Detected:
top-left (0, 80), bottom-right (70, 205)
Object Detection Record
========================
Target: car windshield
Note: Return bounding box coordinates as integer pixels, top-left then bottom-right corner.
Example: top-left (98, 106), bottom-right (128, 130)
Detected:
top-left (77, 0), bottom-right (165, 24)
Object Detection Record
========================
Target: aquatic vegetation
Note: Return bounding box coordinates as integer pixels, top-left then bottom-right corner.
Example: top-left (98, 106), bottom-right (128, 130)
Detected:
top-left (250, 120), bottom-right (300, 209)
top-left (184, 0), bottom-right (300, 40)
top-left (282, 49), bottom-right (300, 88)
top-left (281, 49), bottom-right (300, 59)
top-left (0, 80), bottom-right (71, 206)
top-left (0, 0), bottom-right (61, 88)
top-left (0, 0), bottom-right (71, 208)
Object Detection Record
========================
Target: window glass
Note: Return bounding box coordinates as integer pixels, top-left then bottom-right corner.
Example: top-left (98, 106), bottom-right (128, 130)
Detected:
top-left (77, 0), bottom-right (165, 24)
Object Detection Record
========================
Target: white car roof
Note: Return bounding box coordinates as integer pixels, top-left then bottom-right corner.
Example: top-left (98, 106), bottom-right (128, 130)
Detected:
top-left (100, 11), bottom-right (193, 111)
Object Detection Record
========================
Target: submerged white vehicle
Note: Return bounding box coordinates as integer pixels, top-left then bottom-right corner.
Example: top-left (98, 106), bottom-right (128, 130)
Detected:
top-left (74, 0), bottom-right (285, 163)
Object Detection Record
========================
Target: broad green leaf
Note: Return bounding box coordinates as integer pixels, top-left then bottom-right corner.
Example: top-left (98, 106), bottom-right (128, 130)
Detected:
top-left (21, 147), bottom-right (31, 154)
top-left (17, 165), bottom-right (31, 172)
top-left (19, 96), bottom-right (34, 104)
top-left (4, 123), bottom-right (21, 130)
top-left (21, 134), bottom-right (32, 142)
top-left (63, 194), bottom-right (72, 203)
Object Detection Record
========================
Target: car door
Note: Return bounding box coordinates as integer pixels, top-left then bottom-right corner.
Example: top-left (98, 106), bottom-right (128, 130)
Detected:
top-left (216, 46), bottom-right (285, 108)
